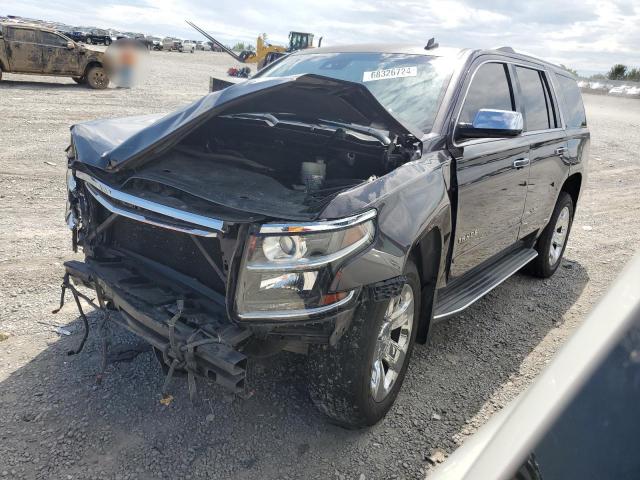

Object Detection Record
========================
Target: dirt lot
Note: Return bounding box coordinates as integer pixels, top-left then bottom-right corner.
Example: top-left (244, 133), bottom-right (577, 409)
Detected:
top-left (0, 51), bottom-right (639, 480)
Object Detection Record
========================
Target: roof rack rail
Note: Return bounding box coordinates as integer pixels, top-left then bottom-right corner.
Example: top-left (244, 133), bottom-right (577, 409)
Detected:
top-left (495, 46), bottom-right (516, 53)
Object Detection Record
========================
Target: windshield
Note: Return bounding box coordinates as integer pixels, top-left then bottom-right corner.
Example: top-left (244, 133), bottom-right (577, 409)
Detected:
top-left (259, 52), bottom-right (455, 132)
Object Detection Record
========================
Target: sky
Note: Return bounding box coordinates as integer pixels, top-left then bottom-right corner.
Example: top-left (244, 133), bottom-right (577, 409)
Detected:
top-left (3, 0), bottom-right (639, 75)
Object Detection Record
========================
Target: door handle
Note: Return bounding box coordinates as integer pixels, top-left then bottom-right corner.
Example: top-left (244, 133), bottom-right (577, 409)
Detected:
top-left (512, 158), bottom-right (530, 169)
top-left (555, 146), bottom-right (568, 156)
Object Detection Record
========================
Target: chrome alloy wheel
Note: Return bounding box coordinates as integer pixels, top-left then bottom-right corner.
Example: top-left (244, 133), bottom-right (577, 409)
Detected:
top-left (549, 206), bottom-right (571, 266)
top-left (370, 284), bottom-right (414, 402)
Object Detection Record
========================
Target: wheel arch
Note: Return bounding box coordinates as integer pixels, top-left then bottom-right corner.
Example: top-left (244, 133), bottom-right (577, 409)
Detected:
top-left (83, 60), bottom-right (104, 77)
top-left (561, 172), bottom-right (582, 209)
top-left (409, 227), bottom-right (443, 344)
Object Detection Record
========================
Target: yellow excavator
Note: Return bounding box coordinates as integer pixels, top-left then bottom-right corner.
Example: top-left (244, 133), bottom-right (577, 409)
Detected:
top-left (186, 20), bottom-right (320, 69)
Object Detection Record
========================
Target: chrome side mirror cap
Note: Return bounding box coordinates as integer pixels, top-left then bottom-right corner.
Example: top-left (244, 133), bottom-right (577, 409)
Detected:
top-left (456, 109), bottom-right (523, 139)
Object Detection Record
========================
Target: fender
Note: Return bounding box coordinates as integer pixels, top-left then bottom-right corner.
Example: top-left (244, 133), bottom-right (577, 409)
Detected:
top-left (327, 150), bottom-right (453, 292)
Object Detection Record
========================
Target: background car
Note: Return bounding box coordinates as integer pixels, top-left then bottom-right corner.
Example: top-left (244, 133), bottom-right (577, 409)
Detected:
top-left (161, 37), bottom-right (182, 51)
top-left (182, 40), bottom-right (196, 53)
top-left (0, 22), bottom-right (110, 88)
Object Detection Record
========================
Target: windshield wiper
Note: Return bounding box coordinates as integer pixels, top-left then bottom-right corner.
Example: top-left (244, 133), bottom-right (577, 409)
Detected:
top-left (221, 112), bottom-right (392, 145)
top-left (315, 119), bottom-right (391, 145)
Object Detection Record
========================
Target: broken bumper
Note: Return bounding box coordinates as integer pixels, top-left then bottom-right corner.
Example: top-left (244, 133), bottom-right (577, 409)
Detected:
top-left (63, 258), bottom-right (250, 393)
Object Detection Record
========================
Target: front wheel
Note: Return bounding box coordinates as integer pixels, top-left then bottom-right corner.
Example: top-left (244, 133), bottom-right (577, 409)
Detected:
top-left (307, 260), bottom-right (420, 428)
top-left (86, 37), bottom-right (92, 44)
top-left (86, 65), bottom-right (109, 89)
top-left (525, 192), bottom-right (574, 278)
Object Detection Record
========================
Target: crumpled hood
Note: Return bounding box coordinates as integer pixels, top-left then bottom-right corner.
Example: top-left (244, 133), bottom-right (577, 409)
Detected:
top-left (70, 73), bottom-right (423, 171)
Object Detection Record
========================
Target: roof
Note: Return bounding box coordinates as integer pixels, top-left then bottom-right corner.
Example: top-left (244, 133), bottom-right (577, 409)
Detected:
top-left (294, 43), bottom-right (466, 57)
top-left (293, 43), bottom-right (570, 77)
top-left (0, 22), bottom-right (60, 34)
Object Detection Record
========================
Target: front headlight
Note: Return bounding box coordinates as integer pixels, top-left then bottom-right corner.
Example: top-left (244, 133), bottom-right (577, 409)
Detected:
top-left (235, 210), bottom-right (376, 320)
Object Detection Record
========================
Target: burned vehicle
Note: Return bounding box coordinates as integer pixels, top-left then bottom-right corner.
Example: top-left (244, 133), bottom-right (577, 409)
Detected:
top-left (62, 44), bottom-right (589, 427)
top-left (0, 22), bottom-right (109, 88)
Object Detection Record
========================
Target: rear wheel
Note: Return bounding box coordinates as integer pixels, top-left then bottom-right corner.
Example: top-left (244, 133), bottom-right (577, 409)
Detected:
top-left (307, 260), bottom-right (420, 428)
top-left (86, 65), bottom-right (109, 89)
top-left (525, 192), bottom-right (574, 278)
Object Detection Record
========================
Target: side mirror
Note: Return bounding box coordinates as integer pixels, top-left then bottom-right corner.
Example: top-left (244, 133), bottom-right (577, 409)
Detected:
top-left (67, 41), bottom-right (75, 49)
top-left (456, 109), bottom-right (523, 139)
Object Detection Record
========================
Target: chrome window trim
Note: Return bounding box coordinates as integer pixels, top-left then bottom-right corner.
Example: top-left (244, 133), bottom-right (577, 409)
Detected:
top-left (76, 171), bottom-right (225, 234)
top-left (246, 232), bottom-right (373, 271)
top-left (259, 209), bottom-right (377, 234)
top-left (237, 289), bottom-right (356, 320)
top-left (86, 184), bottom-right (218, 238)
top-left (452, 59), bottom-right (565, 149)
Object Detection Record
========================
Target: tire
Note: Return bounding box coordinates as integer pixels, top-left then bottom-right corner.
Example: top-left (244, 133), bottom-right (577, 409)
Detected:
top-left (307, 260), bottom-right (421, 428)
top-left (105, 38), bottom-right (112, 46)
top-left (85, 65), bottom-right (109, 89)
top-left (525, 192), bottom-right (574, 278)
top-left (71, 76), bottom-right (86, 84)
top-left (86, 37), bottom-right (92, 44)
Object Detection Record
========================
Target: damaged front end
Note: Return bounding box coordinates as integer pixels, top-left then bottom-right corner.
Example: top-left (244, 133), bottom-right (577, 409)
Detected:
top-left (61, 73), bottom-right (422, 397)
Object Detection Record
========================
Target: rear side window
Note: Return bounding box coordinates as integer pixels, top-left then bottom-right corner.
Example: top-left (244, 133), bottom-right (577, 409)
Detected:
top-left (516, 66), bottom-right (556, 131)
top-left (8, 28), bottom-right (38, 43)
top-left (460, 63), bottom-right (514, 124)
top-left (556, 75), bottom-right (587, 128)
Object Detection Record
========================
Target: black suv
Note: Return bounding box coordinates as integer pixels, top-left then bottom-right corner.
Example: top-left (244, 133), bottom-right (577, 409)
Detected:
top-left (62, 44), bottom-right (588, 427)
top-left (65, 29), bottom-right (112, 46)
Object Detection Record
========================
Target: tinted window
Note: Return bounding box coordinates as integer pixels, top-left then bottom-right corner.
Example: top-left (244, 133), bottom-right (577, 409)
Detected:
top-left (8, 28), bottom-right (38, 43)
top-left (40, 32), bottom-right (68, 47)
top-left (260, 53), bottom-right (455, 131)
top-left (541, 73), bottom-right (558, 128)
top-left (516, 67), bottom-right (553, 131)
top-left (460, 63), bottom-right (514, 124)
top-left (556, 75), bottom-right (587, 128)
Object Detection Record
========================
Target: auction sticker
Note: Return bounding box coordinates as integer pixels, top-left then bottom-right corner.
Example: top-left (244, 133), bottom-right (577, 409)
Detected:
top-left (362, 66), bottom-right (417, 82)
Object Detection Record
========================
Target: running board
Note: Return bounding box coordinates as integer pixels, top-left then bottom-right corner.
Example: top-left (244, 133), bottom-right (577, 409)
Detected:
top-left (433, 247), bottom-right (538, 320)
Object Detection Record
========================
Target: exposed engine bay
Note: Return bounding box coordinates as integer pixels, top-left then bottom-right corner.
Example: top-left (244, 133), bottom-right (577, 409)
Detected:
top-left (108, 114), bottom-right (421, 221)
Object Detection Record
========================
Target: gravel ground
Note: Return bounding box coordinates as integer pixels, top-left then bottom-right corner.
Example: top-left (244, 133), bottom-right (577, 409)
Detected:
top-left (1, 52), bottom-right (639, 480)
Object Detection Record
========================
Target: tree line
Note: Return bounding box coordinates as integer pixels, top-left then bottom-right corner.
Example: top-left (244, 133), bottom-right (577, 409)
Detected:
top-left (588, 64), bottom-right (640, 82)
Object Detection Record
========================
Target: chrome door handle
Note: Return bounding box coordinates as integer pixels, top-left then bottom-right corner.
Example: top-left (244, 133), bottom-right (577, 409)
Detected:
top-left (512, 158), bottom-right (530, 169)
top-left (555, 146), bottom-right (568, 156)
